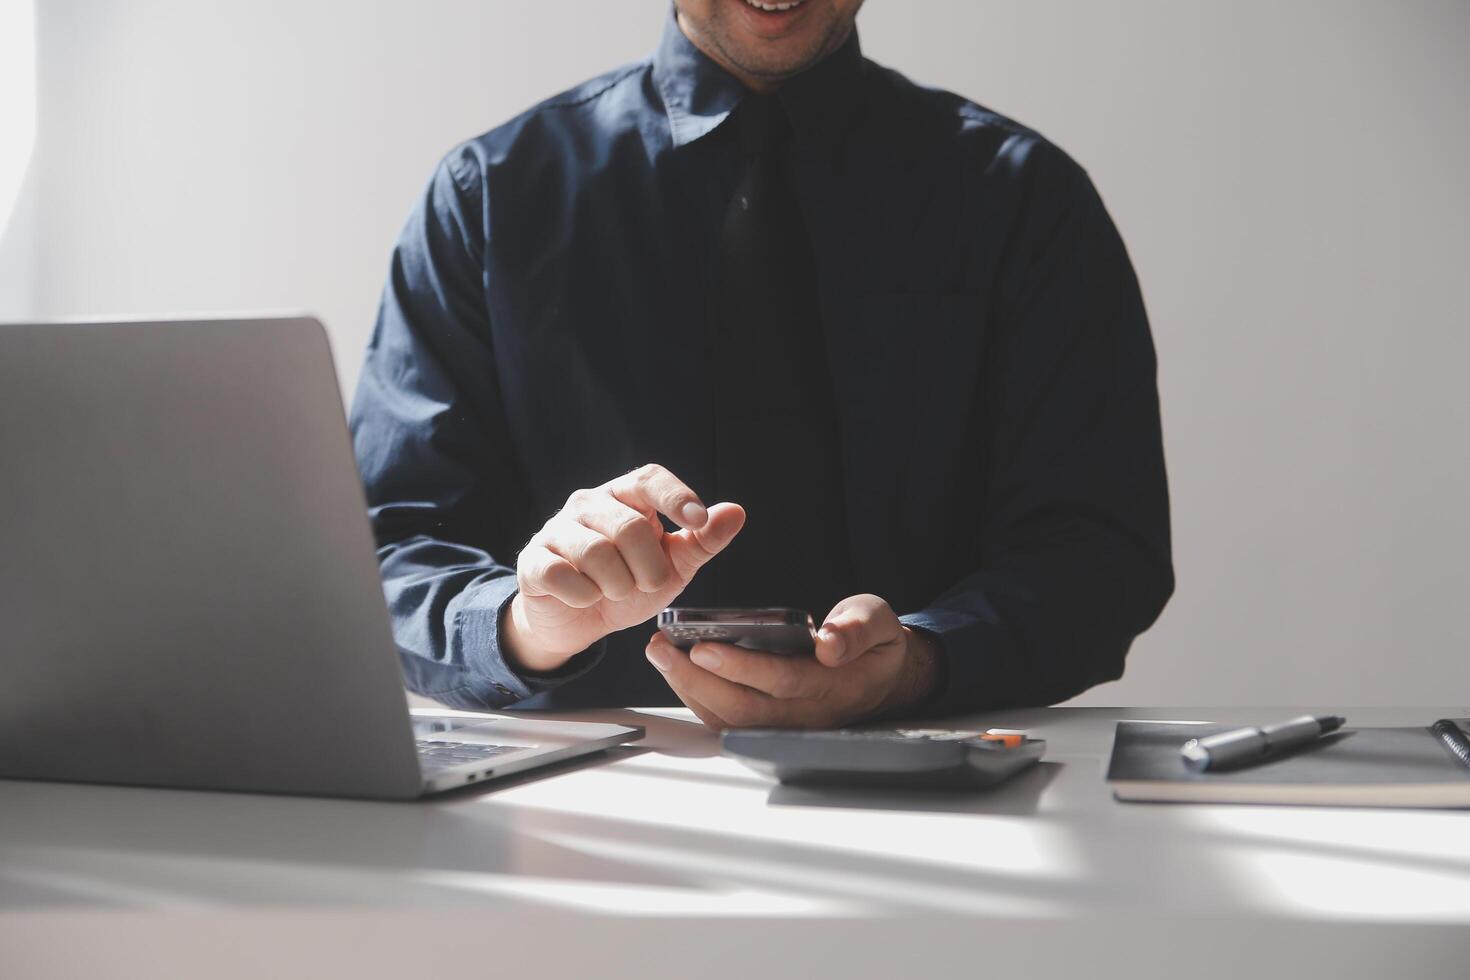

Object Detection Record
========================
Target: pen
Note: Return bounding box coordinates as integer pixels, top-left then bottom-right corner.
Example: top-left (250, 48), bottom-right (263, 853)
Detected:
top-left (1180, 714), bottom-right (1346, 772)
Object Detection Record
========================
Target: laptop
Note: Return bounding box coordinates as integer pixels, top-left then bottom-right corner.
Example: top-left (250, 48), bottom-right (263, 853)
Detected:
top-left (0, 315), bottom-right (642, 799)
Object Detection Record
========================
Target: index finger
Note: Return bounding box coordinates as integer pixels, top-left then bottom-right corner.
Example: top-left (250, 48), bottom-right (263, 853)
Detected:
top-left (687, 641), bottom-right (827, 701)
top-left (608, 463), bottom-right (708, 530)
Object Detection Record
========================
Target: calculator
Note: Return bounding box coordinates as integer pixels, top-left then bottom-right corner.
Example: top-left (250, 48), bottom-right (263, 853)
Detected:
top-left (721, 727), bottom-right (1047, 790)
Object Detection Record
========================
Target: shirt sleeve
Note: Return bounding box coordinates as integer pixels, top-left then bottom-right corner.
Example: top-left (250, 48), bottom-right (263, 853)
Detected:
top-left (348, 151), bottom-right (604, 709)
top-left (900, 139), bottom-right (1174, 714)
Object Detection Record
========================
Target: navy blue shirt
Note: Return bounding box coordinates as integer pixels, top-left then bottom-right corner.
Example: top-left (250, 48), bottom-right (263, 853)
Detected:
top-left (348, 14), bottom-right (1173, 714)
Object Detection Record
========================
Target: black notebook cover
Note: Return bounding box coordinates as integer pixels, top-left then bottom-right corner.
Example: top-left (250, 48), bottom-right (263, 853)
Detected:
top-left (1107, 719), bottom-right (1470, 807)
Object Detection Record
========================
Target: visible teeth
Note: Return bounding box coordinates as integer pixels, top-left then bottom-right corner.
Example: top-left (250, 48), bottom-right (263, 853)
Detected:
top-left (744, 0), bottom-right (805, 11)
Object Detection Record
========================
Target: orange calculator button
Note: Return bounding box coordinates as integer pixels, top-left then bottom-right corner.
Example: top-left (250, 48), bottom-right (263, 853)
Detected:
top-left (979, 731), bottom-right (1023, 748)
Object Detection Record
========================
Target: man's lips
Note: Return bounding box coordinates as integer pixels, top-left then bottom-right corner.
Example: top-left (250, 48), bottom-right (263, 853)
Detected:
top-left (743, 0), bottom-right (808, 11)
top-left (734, 0), bottom-right (816, 37)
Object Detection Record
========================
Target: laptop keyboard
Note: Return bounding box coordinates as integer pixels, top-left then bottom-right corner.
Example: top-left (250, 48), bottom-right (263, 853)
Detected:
top-left (415, 738), bottom-right (522, 774)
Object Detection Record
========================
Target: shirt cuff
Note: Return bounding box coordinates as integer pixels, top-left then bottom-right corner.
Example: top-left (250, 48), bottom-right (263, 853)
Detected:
top-left (899, 606), bottom-right (1008, 717)
top-left (452, 576), bottom-right (606, 706)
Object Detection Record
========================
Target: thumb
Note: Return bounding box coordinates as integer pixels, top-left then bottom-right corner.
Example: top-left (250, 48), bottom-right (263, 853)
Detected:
top-left (666, 502), bottom-right (745, 582)
top-left (815, 593), bottom-right (900, 667)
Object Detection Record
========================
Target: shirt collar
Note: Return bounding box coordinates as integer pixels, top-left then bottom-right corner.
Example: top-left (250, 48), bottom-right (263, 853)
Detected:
top-left (652, 7), bottom-right (867, 151)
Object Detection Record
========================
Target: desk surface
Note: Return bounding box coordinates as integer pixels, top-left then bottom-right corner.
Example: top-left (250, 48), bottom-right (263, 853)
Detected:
top-left (4, 705), bottom-right (1469, 979)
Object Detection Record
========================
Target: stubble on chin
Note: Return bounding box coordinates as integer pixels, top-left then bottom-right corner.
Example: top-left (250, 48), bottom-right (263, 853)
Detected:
top-left (686, 3), bottom-right (855, 86)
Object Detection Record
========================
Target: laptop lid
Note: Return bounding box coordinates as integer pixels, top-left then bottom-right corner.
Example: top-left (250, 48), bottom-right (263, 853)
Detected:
top-left (0, 316), bottom-right (423, 799)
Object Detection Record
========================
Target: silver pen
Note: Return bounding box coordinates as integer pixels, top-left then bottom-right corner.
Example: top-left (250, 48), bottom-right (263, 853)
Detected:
top-left (1180, 714), bottom-right (1346, 772)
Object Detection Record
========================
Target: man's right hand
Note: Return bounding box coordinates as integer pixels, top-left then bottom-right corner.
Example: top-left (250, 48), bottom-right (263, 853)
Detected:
top-left (502, 463), bottom-right (746, 674)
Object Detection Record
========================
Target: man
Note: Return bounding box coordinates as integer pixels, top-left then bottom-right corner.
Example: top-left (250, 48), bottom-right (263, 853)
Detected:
top-left (349, 0), bottom-right (1173, 728)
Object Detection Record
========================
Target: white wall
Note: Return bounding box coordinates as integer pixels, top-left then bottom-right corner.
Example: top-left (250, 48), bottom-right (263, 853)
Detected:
top-left (0, 0), bottom-right (37, 319)
top-left (17, 0), bottom-right (1470, 706)
top-left (0, 166), bottom-right (36, 319)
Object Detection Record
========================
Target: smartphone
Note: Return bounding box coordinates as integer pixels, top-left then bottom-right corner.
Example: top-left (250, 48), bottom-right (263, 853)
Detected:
top-left (658, 607), bottom-right (816, 655)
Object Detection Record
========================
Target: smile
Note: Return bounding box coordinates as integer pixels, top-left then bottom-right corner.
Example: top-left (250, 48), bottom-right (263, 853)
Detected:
top-left (743, 0), bottom-right (808, 11)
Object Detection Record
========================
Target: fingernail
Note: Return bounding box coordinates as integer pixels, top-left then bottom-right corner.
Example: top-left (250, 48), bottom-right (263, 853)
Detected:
top-left (679, 501), bottom-right (708, 526)
top-left (690, 647), bottom-right (721, 671)
top-left (645, 644), bottom-right (670, 672)
top-left (819, 628), bottom-right (845, 662)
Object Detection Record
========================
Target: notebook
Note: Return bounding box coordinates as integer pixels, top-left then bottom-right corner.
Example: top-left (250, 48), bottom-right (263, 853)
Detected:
top-left (1106, 718), bottom-right (1470, 807)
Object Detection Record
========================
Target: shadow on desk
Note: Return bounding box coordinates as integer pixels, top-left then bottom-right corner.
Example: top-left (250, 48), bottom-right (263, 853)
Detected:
top-left (0, 764), bottom-right (1070, 912)
top-left (428, 744), bottom-right (649, 802)
top-left (0, 709), bottom-right (730, 909)
top-left (765, 760), bottom-right (1064, 816)
top-left (502, 707), bottom-right (721, 758)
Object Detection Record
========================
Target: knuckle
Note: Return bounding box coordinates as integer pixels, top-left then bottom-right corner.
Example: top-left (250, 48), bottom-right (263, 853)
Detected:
top-left (769, 663), bottom-right (803, 698)
top-left (521, 547), bottom-right (551, 578)
top-left (610, 514), bottom-right (652, 547)
top-left (579, 534), bottom-right (616, 564)
top-left (540, 565), bottom-right (569, 595)
top-left (634, 462), bottom-right (664, 482)
top-left (564, 488), bottom-right (592, 510)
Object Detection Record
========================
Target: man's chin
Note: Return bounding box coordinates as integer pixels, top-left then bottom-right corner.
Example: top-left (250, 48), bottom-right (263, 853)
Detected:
top-left (720, 33), bottom-right (838, 82)
top-left (721, 0), bottom-right (841, 72)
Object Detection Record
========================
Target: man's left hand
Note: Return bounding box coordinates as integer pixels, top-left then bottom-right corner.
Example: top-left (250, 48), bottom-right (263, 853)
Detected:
top-left (644, 593), bottom-right (942, 729)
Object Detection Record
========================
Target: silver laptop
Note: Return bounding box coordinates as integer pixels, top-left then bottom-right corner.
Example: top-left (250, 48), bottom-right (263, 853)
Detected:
top-left (0, 315), bottom-right (641, 799)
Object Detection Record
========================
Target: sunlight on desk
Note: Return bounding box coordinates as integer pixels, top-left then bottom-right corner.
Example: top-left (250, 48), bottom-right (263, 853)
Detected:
top-left (474, 743), bottom-right (1083, 918)
top-left (1187, 807), bottom-right (1470, 922)
top-left (414, 870), bottom-right (859, 917)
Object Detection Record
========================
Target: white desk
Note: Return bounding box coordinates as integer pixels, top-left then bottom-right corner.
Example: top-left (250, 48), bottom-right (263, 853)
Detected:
top-left (3, 706), bottom-right (1468, 979)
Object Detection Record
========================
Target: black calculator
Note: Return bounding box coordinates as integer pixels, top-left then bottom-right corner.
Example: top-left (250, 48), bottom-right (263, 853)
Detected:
top-left (722, 727), bottom-right (1047, 790)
